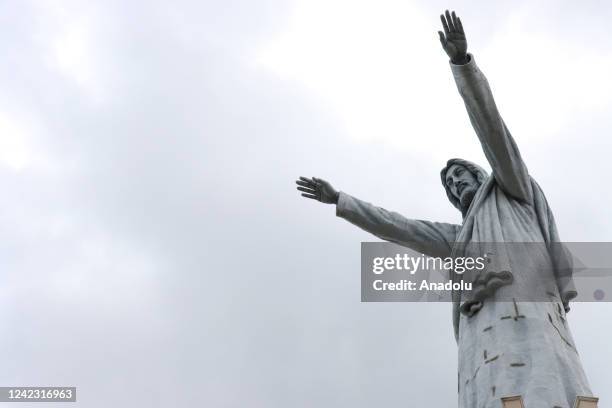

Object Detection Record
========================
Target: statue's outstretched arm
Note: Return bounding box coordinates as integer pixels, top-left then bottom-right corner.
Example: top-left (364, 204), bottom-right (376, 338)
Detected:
top-left (296, 176), bottom-right (459, 258)
top-left (439, 10), bottom-right (533, 203)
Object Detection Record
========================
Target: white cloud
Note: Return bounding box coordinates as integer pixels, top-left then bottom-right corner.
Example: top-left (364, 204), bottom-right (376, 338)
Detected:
top-left (480, 7), bottom-right (612, 142)
top-left (51, 20), bottom-right (97, 89)
top-left (257, 0), bottom-right (612, 163)
top-left (0, 112), bottom-right (41, 171)
top-left (34, 1), bottom-right (111, 103)
top-left (256, 0), bottom-right (476, 161)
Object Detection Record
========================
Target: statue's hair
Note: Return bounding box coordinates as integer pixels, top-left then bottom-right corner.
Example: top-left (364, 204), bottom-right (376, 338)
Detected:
top-left (440, 158), bottom-right (489, 217)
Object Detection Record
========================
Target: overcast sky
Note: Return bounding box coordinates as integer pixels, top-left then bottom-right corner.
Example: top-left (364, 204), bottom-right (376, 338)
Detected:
top-left (1, 0), bottom-right (611, 407)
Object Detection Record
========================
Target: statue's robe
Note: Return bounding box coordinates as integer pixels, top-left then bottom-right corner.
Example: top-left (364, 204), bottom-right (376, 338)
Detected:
top-left (335, 55), bottom-right (593, 407)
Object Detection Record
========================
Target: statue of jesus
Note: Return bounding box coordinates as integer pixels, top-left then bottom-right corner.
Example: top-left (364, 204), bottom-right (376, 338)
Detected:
top-left (296, 10), bottom-right (595, 408)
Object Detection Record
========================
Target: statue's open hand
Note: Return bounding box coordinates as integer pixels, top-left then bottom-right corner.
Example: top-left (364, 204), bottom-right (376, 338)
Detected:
top-left (296, 176), bottom-right (339, 204)
top-left (438, 10), bottom-right (468, 64)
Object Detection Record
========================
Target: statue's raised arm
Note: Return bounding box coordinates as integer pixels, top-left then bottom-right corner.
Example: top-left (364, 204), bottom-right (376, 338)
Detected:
top-left (439, 10), bottom-right (533, 203)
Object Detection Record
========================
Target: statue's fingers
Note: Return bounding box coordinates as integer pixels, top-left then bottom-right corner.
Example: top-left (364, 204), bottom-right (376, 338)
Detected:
top-left (445, 10), bottom-right (455, 32)
top-left (438, 31), bottom-right (447, 46)
top-left (440, 14), bottom-right (450, 36)
top-left (301, 193), bottom-right (318, 200)
top-left (297, 186), bottom-right (317, 194)
top-left (451, 11), bottom-right (458, 32)
top-left (457, 17), bottom-right (464, 35)
top-left (299, 176), bottom-right (315, 184)
top-left (296, 180), bottom-right (315, 188)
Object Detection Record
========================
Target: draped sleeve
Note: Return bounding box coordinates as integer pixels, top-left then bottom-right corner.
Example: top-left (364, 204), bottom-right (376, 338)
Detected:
top-left (336, 192), bottom-right (459, 257)
top-left (451, 54), bottom-right (533, 203)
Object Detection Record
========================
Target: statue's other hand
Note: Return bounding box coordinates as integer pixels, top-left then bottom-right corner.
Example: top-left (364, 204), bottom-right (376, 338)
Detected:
top-left (438, 10), bottom-right (468, 64)
top-left (296, 176), bottom-right (339, 204)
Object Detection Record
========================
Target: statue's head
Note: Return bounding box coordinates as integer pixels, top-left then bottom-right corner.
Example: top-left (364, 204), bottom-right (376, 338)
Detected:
top-left (440, 158), bottom-right (488, 217)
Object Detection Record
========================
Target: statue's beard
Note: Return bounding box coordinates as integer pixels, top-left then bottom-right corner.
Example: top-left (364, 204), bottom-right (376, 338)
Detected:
top-left (459, 188), bottom-right (477, 212)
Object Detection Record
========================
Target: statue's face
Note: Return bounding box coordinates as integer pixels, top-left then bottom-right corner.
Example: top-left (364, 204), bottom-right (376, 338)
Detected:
top-left (445, 164), bottom-right (479, 208)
